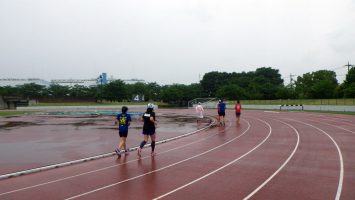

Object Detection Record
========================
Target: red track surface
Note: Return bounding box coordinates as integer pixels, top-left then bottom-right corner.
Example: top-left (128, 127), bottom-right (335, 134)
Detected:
top-left (0, 109), bottom-right (354, 200)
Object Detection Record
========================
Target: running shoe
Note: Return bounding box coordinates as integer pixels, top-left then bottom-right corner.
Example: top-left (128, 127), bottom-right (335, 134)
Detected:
top-left (115, 148), bottom-right (121, 157)
top-left (151, 151), bottom-right (156, 157)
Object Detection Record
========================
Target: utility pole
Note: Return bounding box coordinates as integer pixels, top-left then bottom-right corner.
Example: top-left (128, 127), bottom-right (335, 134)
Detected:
top-left (345, 61), bottom-right (354, 72)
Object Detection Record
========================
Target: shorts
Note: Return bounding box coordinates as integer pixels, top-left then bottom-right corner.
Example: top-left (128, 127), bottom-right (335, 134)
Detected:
top-left (143, 129), bottom-right (155, 135)
top-left (218, 112), bottom-right (225, 117)
top-left (236, 112), bottom-right (241, 117)
top-left (197, 112), bottom-right (204, 119)
top-left (119, 131), bottom-right (128, 137)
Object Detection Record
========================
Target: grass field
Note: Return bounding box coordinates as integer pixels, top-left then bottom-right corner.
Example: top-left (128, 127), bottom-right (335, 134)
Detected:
top-left (33, 101), bottom-right (166, 107)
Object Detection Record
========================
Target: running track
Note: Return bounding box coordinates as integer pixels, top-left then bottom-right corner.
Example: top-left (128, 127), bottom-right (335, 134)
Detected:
top-left (0, 109), bottom-right (354, 200)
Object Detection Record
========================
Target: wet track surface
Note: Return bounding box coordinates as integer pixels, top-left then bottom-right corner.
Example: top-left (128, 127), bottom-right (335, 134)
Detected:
top-left (0, 109), bottom-right (355, 199)
top-left (0, 109), bottom-right (211, 175)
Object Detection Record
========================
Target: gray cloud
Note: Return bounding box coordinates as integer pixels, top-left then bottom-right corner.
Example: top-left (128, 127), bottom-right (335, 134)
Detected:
top-left (0, 0), bottom-right (354, 84)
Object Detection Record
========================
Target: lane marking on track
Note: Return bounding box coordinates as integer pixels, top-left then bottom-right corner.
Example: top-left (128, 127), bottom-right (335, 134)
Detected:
top-left (153, 117), bottom-right (271, 200)
top-left (322, 122), bottom-right (355, 135)
top-left (264, 111), bottom-right (279, 113)
top-left (305, 119), bottom-right (355, 135)
top-left (243, 119), bottom-right (300, 199)
top-left (287, 119), bottom-right (344, 200)
top-left (0, 116), bottom-right (216, 180)
top-left (0, 117), bottom-right (233, 197)
top-left (65, 119), bottom-right (251, 200)
top-left (298, 113), bottom-right (353, 123)
top-left (315, 118), bottom-right (355, 130)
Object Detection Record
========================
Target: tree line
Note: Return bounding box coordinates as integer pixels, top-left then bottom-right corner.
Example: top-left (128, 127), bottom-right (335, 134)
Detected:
top-left (1, 67), bottom-right (355, 106)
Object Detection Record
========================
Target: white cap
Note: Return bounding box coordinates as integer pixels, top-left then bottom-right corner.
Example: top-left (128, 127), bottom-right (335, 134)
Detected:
top-left (147, 103), bottom-right (154, 109)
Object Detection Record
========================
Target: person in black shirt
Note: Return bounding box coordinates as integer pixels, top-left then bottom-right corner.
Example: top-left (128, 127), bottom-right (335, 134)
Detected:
top-left (137, 103), bottom-right (157, 157)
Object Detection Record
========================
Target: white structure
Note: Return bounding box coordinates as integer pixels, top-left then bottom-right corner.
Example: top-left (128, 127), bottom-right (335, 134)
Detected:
top-left (50, 79), bottom-right (98, 87)
top-left (0, 78), bottom-right (50, 87)
top-left (0, 77), bottom-right (146, 87)
top-left (122, 79), bottom-right (145, 84)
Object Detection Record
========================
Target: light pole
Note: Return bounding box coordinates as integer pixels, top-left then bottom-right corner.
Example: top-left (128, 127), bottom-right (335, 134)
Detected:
top-left (97, 75), bottom-right (103, 102)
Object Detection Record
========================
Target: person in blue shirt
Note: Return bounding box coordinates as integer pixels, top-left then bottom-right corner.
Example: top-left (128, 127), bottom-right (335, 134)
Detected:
top-left (217, 99), bottom-right (226, 126)
top-left (115, 106), bottom-right (131, 158)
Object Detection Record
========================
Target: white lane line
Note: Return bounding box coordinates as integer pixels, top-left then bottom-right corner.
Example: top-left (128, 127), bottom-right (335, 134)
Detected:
top-left (264, 111), bottom-right (280, 113)
top-left (153, 118), bottom-right (271, 200)
top-left (243, 119), bottom-right (300, 200)
top-left (307, 119), bottom-right (355, 135)
top-left (318, 118), bottom-right (355, 130)
top-left (0, 116), bottom-right (216, 180)
top-left (299, 113), bottom-right (353, 123)
top-left (289, 119), bottom-right (344, 200)
top-left (65, 119), bottom-right (252, 200)
top-left (323, 122), bottom-right (355, 134)
top-left (0, 118), bottom-right (227, 196)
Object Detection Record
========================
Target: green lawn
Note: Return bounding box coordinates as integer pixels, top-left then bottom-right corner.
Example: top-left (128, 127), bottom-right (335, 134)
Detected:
top-left (33, 101), bottom-right (166, 107)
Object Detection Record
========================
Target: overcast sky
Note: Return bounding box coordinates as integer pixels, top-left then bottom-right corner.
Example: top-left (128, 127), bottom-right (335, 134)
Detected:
top-left (0, 0), bottom-right (354, 85)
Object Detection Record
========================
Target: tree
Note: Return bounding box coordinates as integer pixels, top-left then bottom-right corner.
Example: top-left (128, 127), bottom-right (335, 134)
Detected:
top-left (343, 83), bottom-right (355, 97)
top-left (340, 67), bottom-right (355, 97)
top-left (160, 84), bottom-right (184, 105)
top-left (88, 85), bottom-right (103, 102)
top-left (251, 67), bottom-right (284, 99)
top-left (254, 67), bottom-right (283, 85)
top-left (216, 84), bottom-right (247, 100)
top-left (276, 85), bottom-right (296, 99)
top-left (295, 70), bottom-right (338, 99)
top-left (200, 71), bottom-right (230, 97)
top-left (229, 72), bottom-right (254, 88)
top-left (48, 84), bottom-right (70, 97)
top-left (17, 83), bottom-right (46, 99)
top-left (69, 85), bottom-right (94, 98)
top-left (102, 80), bottom-right (127, 101)
top-left (126, 82), bottom-right (147, 101)
top-left (146, 82), bottom-right (161, 101)
top-left (0, 86), bottom-right (20, 96)
top-left (160, 84), bottom-right (201, 106)
top-left (344, 67), bottom-right (355, 84)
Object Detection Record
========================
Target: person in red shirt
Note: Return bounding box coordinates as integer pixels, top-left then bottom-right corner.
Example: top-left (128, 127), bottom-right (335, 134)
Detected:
top-left (235, 100), bottom-right (241, 125)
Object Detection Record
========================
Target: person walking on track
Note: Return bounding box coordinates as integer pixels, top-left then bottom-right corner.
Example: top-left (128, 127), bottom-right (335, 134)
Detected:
top-left (115, 106), bottom-right (131, 158)
top-left (235, 100), bottom-right (242, 125)
top-left (217, 99), bottom-right (226, 126)
top-left (195, 102), bottom-right (204, 122)
top-left (137, 103), bottom-right (157, 157)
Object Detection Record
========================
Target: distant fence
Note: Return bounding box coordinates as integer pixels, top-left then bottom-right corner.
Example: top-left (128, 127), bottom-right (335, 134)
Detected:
top-left (232, 99), bottom-right (355, 106)
top-left (226, 104), bottom-right (355, 112)
top-left (280, 104), bottom-right (304, 111)
top-left (16, 105), bottom-right (158, 111)
top-left (188, 98), bottom-right (217, 108)
top-left (188, 98), bottom-right (355, 112)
